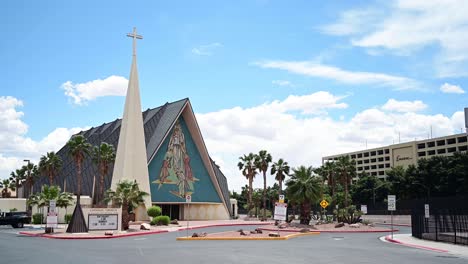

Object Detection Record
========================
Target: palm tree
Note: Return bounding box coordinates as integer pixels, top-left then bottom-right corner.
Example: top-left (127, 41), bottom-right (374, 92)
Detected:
top-left (92, 142), bottom-right (116, 205)
top-left (316, 161), bottom-right (337, 205)
top-left (237, 153), bottom-right (257, 215)
top-left (255, 150), bottom-right (272, 220)
top-left (335, 156), bottom-right (356, 207)
top-left (104, 180), bottom-right (148, 230)
top-left (39, 151), bottom-right (63, 186)
top-left (67, 135), bottom-right (91, 203)
top-left (22, 162), bottom-right (38, 198)
top-left (66, 134), bottom-right (91, 233)
top-left (271, 158), bottom-right (290, 197)
top-left (1, 179), bottom-right (15, 198)
top-left (286, 166), bottom-right (320, 225)
top-left (9, 168), bottom-right (25, 197)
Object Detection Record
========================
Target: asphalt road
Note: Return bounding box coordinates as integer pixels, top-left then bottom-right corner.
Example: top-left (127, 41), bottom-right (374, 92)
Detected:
top-left (0, 225), bottom-right (466, 264)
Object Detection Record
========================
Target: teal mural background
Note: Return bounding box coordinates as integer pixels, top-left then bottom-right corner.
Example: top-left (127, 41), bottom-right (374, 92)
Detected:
top-left (148, 116), bottom-right (222, 203)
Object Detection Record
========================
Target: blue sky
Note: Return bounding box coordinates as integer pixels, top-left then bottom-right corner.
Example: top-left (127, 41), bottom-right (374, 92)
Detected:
top-left (1, 0), bottom-right (467, 190)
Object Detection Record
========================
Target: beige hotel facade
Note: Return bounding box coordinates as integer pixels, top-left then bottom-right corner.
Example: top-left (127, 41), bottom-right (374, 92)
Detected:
top-left (322, 133), bottom-right (468, 180)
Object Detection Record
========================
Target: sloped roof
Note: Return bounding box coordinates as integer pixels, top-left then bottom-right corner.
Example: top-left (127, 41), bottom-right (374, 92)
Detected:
top-left (33, 98), bottom-right (231, 214)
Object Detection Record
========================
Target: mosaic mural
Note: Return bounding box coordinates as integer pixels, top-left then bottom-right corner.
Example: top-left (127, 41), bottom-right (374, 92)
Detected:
top-left (153, 120), bottom-right (199, 198)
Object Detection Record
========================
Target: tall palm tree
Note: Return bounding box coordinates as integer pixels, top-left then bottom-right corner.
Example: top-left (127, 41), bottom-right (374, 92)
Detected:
top-left (286, 166), bottom-right (320, 225)
top-left (92, 142), bottom-right (116, 205)
top-left (316, 161), bottom-right (337, 205)
top-left (104, 180), bottom-right (148, 230)
top-left (9, 168), bottom-right (25, 197)
top-left (237, 153), bottom-right (257, 215)
top-left (39, 151), bottom-right (62, 186)
top-left (20, 162), bottom-right (38, 198)
top-left (335, 156), bottom-right (356, 207)
top-left (255, 150), bottom-right (272, 220)
top-left (271, 158), bottom-right (290, 197)
top-left (67, 135), bottom-right (91, 203)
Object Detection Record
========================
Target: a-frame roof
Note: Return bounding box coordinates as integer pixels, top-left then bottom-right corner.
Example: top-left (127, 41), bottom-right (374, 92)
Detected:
top-left (33, 98), bottom-right (232, 216)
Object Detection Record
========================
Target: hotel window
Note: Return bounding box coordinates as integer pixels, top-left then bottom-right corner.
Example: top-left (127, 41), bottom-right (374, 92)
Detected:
top-left (428, 150), bottom-right (436, 155)
top-left (447, 138), bottom-right (456, 144)
top-left (357, 153), bottom-right (363, 158)
top-left (385, 156), bottom-right (390, 161)
top-left (364, 159), bottom-right (370, 164)
top-left (378, 157), bottom-right (384, 162)
top-left (370, 151), bottom-right (376, 156)
top-left (371, 172), bottom-right (377, 176)
top-left (427, 141), bottom-right (435, 148)
top-left (357, 167), bottom-right (363, 171)
top-left (437, 149), bottom-right (446, 154)
top-left (385, 163), bottom-right (390, 168)
top-left (448, 147), bottom-right (457, 153)
top-left (364, 166), bottom-right (369, 170)
top-left (371, 158), bottom-right (376, 163)
top-left (364, 152), bottom-right (370, 157)
top-left (417, 143), bottom-right (425, 149)
top-left (459, 146), bottom-right (468, 152)
top-left (437, 140), bottom-right (445, 146)
top-left (371, 165), bottom-right (377, 170)
top-left (357, 160), bottom-right (363, 164)
top-left (384, 149), bottom-right (390, 154)
top-left (378, 164), bottom-right (384, 169)
top-left (458, 136), bottom-right (468, 143)
top-left (379, 171), bottom-right (385, 176)
top-left (351, 154), bottom-right (356, 159)
top-left (418, 151), bottom-right (426, 157)
top-left (378, 150), bottom-right (384, 155)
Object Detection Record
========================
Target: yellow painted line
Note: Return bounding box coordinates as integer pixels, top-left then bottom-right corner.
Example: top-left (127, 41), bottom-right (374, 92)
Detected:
top-left (176, 232), bottom-right (320, 241)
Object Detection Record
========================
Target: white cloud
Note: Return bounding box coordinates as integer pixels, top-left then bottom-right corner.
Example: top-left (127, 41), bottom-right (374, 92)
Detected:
top-left (61, 75), bottom-right (128, 105)
top-left (322, 1), bottom-right (468, 77)
top-left (440, 83), bottom-right (465, 94)
top-left (191, 42), bottom-right (223, 56)
top-left (196, 92), bottom-right (463, 191)
top-left (255, 60), bottom-right (419, 90)
top-left (381, 99), bottom-right (428, 113)
top-left (0, 96), bottom-right (88, 179)
top-left (272, 80), bottom-right (293, 87)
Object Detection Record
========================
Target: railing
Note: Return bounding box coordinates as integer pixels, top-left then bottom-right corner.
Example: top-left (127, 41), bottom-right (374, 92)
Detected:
top-left (412, 208), bottom-right (468, 245)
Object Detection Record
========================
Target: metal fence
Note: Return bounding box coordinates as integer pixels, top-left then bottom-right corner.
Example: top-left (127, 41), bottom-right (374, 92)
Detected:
top-left (412, 208), bottom-right (468, 245)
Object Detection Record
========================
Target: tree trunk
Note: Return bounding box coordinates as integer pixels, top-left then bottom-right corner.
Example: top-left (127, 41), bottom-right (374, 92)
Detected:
top-left (278, 175), bottom-right (282, 196)
top-left (300, 202), bottom-right (311, 225)
top-left (344, 173), bottom-right (349, 207)
top-left (49, 172), bottom-right (53, 186)
top-left (248, 176), bottom-right (253, 216)
top-left (122, 202), bottom-right (129, 230)
top-left (99, 164), bottom-right (106, 205)
top-left (77, 158), bottom-right (82, 204)
top-left (263, 171), bottom-right (267, 220)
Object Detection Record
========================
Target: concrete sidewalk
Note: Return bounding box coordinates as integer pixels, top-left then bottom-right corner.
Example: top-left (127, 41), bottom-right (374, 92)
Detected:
top-left (384, 234), bottom-right (468, 258)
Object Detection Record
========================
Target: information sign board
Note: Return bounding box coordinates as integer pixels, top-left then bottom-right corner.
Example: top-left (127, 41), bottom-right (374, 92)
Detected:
top-left (274, 202), bottom-right (287, 221)
top-left (88, 214), bottom-right (118, 230)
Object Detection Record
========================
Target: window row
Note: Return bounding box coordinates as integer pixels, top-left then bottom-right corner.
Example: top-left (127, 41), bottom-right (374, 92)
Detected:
top-left (417, 136), bottom-right (467, 149)
top-left (418, 145), bottom-right (468, 157)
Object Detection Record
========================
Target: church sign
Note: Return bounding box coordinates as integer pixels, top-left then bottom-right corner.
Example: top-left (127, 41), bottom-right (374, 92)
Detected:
top-left (88, 214), bottom-right (118, 230)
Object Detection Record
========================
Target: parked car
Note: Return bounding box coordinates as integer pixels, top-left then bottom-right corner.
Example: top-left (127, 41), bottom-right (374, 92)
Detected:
top-left (0, 211), bottom-right (31, 228)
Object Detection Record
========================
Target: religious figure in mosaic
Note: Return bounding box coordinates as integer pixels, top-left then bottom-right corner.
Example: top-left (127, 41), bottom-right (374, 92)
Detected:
top-left (153, 120), bottom-right (198, 198)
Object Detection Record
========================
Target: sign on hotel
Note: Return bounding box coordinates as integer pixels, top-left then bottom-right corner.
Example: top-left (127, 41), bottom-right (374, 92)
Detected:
top-left (88, 214), bottom-right (118, 230)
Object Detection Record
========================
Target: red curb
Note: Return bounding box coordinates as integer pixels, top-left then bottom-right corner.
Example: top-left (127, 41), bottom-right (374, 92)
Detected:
top-left (19, 230), bottom-right (168, 240)
top-left (177, 222), bottom-right (271, 231)
top-left (384, 235), bottom-right (449, 253)
top-left (376, 223), bottom-right (411, 227)
top-left (259, 227), bottom-right (398, 233)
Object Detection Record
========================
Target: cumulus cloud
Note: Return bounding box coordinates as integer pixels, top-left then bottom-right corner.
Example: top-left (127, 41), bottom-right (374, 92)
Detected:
top-left (255, 60), bottom-right (419, 90)
top-left (381, 99), bottom-right (428, 113)
top-left (61, 75), bottom-right (128, 105)
top-left (321, 1), bottom-right (468, 77)
top-left (191, 42), bottom-right (223, 56)
top-left (440, 83), bottom-right (465, 94)
top-left (196, 92), bottom-right (463, 191)
top-left (0, 96), bottom-right (88, 179)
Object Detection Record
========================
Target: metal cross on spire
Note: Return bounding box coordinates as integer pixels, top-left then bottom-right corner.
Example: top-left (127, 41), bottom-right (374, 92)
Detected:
top-left (127, 27), bottom-right (143, 56)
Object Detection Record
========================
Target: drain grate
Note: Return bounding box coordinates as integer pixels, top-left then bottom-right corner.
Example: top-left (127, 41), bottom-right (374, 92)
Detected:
top-left (435, 255), bottom-right (458, 259)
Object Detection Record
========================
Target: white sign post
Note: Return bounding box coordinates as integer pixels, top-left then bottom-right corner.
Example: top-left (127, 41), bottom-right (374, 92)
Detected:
top-left (361, 205), bottom-right (367, 215)
top-left (424, 204), bottom-right (430, 219)
top-left (274, 202), bottom-right (287, 221)
top-left (46, 212), bottom-right (58, 229)
top-left (388, 195), bottom-right (396, 239)
top-left (49, 200), bottom-right (56, 213)
top-left (186, 194), bottom-right (191, 238)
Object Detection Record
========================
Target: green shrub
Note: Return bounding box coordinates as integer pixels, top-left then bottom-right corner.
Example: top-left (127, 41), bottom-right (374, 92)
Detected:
top-left (32, 213), bottom-right (43, 224)
top-left (151, 215), bottom-right (170, 226)
top-left (9, 208), bottom-right (17, 212)
top-left (333, 205), bottom-right (362, 224)
top-left (147, 206), bottom-right (162, 218)
top-left (65, 214), bottom-right (73, 224)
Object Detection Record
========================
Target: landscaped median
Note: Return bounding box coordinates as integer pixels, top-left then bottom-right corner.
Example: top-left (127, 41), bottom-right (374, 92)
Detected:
top-left (176, 230), bottom-right (320, 241)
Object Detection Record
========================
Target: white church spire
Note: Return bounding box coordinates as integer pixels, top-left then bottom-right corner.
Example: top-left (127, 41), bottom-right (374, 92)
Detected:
top-left (111, 27), bottom-right (152, 219)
